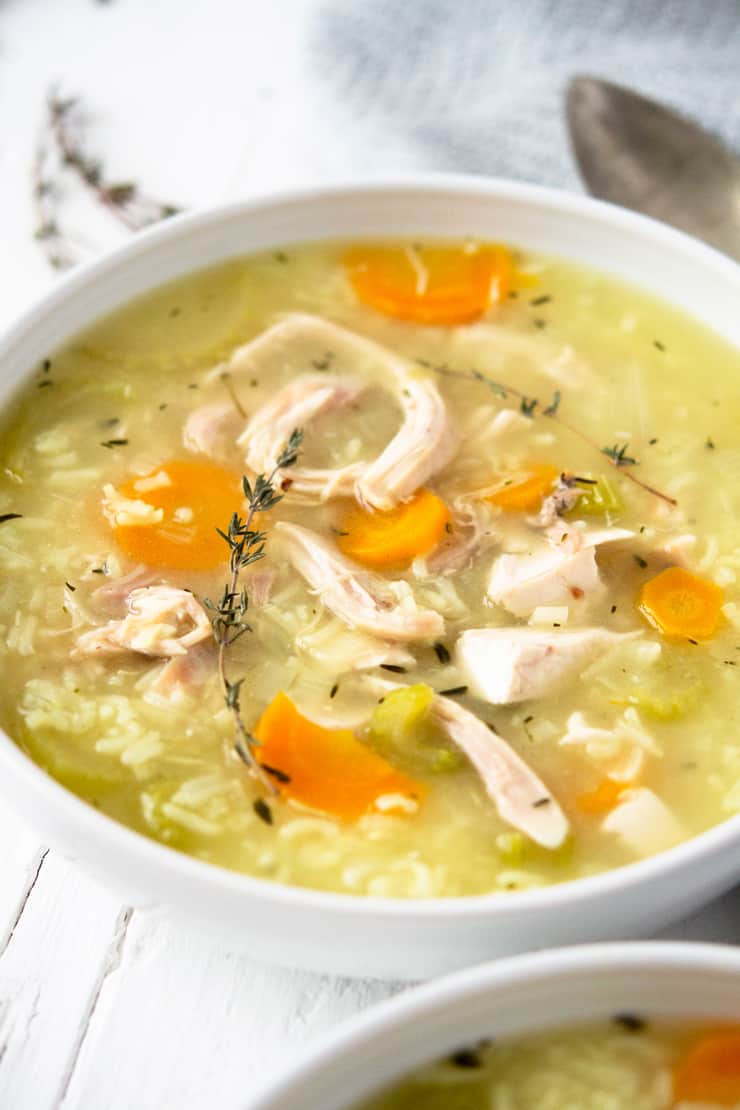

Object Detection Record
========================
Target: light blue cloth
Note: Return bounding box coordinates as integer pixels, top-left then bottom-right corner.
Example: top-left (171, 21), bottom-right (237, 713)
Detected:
top-left (308, 0), bottom-right (740, 188)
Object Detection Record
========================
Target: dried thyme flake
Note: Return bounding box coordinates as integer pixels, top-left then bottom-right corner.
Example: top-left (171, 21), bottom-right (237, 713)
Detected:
top-left (613, 1014), bottom-right (647, 1033)
top-left (253, 798), bottom-right (274, 825)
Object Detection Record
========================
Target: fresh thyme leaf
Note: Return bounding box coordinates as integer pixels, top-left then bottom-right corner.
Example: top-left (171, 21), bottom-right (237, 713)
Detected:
top-left (433, 641), bottom-right (451, 664)
top-left (706, 436), bottom-right (716, 450)
top-left (602, 443), bottom-right (638, 467)
top-left (329, 682), bottom-right (339, 699)
top-left (0, 513), bottom-right (23, 525)
top-left (633, 554), bottom-right (648, 569)
top-left (380, 664), bottom-right (407, 673)
top-left (64, 580), bottom-right (76, 591)
top-left (530, 294), bottom-right (552, 306)
top-left (533, 797), bottom-right (551, 808)
top-left (438, 685), bottom-right (468, 697)
top-left (520, 396), bottom-right (538, 418)
top-left (100, 438), bottom-right (129, 448)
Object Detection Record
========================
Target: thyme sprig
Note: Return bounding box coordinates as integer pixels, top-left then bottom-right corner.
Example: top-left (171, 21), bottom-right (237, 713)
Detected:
top-left (602, 443), bottom-right (637, 467)
top-left (33, 88), bottom-right (181, 270)
top-left (206, 428), bottom-right (303, 797)
top-left (424, 361), bottom-right (676, 507)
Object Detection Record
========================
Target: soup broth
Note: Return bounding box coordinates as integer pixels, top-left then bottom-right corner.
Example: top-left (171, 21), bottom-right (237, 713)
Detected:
top-left (0, 239), bottom-right (739, 898)
top-left (353, 1019), bottom-right (740, 1110)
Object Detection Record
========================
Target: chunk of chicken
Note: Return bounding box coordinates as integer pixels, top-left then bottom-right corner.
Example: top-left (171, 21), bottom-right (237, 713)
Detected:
top-left (295, 615), bottom-right (415, 673)
top-left (430, 694), bottom-right (569, 849)
top-left (238, 373), bottom-right (367, 498)
top-left (415, 497), bottom-right (498, 577)
top-left (367, 676), bottom-right (568, 848)
top-left (274, 522), bottom-right (444, 642)
top-left (228, 314), bottom-right (458, 508)
top-left (602, 787), bottom-right (685, 858)
top-left (144, 643), bottom-right (216, 706)
top-left (488, 545), bottom-right (603, 617)
top-left (456, 627), bottom-right (634, 705)
top-left (75, 587), bottom-right (212, 657)
top-left (559, 708), bottom-right (659, 783)
top-left (183, 401), bottom-right (244, 458)
top-left (488, 526), bottom-right (634, 618)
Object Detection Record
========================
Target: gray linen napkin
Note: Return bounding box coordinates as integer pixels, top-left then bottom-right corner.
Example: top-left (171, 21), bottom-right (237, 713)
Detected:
top-left (308, 0), bottom-right (740, 188)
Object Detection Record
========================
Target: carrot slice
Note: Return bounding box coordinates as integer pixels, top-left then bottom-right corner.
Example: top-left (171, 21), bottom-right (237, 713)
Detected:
top-left (343, 243), bottom-right (513, 325)
top-left (253, 692), bottom-right (424, 821)
top-left (638, 566), bottom-right (723, 640)
top-left (106, 459), bottom-right (245, 571)
top-left (337, 488), bottom-right (451, 569)
top-left (673, 1029), bottom-right (740, 1105)
top-left (488, 464), bottom-right (559, 512)
top-left (577, 778), bottom-right (632, 815)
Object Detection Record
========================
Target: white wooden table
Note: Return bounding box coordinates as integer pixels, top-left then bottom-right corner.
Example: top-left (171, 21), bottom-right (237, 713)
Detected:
top-left (0, 2), bottom-right (738, 1106)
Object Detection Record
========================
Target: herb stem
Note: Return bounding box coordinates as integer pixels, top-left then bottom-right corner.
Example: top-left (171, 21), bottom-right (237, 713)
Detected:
top-left (430, 364), bottom-right (677, 507)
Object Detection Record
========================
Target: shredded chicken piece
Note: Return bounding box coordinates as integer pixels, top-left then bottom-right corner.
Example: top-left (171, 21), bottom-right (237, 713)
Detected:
top-left (75, 586), bottom-right (211, 657)
top-left (457, 627), bottom-right (636, 705)
top-left (488, 525), bottom-right (635, 618)
top-left (91, 565), bottom-right (156, 612)
top-left (367, 676), bottom-right (568, 848)
top-left (602, 787), bottom-right (685, 857)
top-left (295, 615), bottom-right (415, 672)
top-left (227, 314), bottom-right (458, 508)
top-left (416, 497), bottom-right (498, 577)
top-left (183, 402), bottom-right (244, 458)
top-left (537, 476), bottom-right (583, 527)
top-left (144, 643), bottom-right (215, 706)
top-left (274, 522), bottom-right (444, 642)
top-left (559, 708), bottom-right (659, 783)
top-left (430, 694), bottom-right (569, 849)
top-left (239, 373), bottom-right (367, 498)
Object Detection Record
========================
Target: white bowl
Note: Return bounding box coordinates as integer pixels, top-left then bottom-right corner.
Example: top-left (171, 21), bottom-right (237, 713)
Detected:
top-left (1, 178), bottom-right (740, 980)
top-left (249, 941), bottom-right (740, 1109)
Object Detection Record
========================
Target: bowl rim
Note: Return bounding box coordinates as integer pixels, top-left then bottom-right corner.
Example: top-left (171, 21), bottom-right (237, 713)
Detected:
top-left (2, 172), bottom-right (740, 922)
top-left (249, 940), bottom-right (740, 1108)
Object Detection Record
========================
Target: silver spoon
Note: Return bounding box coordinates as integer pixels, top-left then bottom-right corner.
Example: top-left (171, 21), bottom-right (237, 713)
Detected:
top-left (566, 76), bottom-right (740, 262)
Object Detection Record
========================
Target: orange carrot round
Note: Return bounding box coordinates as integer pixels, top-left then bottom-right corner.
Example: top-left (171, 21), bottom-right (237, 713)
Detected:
top-left (343, 242), bottom-right (513, 326)
top-left (638, 566), bottom-right (723, 640)
top-left (253, 692), bottom-right (423, 822)
top-left (337, 488), bottom-right (451, 569)
top-left (488, 464), bottom-right (559, 513)
top-left (673, 1029), bottom-right (740, 1105)
top-left (107, 458), bottom-right (245, 571)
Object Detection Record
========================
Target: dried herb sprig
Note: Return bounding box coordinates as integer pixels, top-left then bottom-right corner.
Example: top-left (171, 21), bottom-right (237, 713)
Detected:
top-left (33, 88), bottom-right (181, 270)
top-left (424, 361), bottom-right (676, 507)
top-left (206, 429), bottom-right (303, 796)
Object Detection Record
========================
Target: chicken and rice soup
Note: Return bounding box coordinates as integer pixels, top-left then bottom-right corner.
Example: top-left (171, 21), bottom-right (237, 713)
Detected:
top-left (353, 1020), bottom-right (740, 1109)
top-left (1, 239), bottom-right (739, 897)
